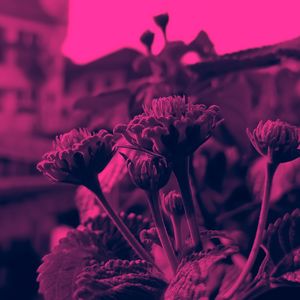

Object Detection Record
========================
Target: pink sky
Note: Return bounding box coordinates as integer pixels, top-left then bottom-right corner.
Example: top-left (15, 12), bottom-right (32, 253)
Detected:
top-left (62, 0), bottom-right (300, 64)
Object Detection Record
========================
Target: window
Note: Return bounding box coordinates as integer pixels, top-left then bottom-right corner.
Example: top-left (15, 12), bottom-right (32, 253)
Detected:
top-left (0, 26), bottom-right (6, 63)
top-left (46, 93), bottom-right (56, 103)
top-left (0, 90), bottom-right (4, 111)
top-left (31, 89), bottom-right (38, 102)
top-left (16, 89), bottom-right (35, 112)
top-left (18, 31), bottom-right (32, 47)
top-left (85, 78), bottom-right (95, 94)
top-left (16, 89), bottom-right (26, 100)
top-left (0, 26), bottom-right (4, 41)
top-left (32, 34), bottom-right (40, 50)
top-left (104, 77), bottom-right (113, 88)
top-left (17, 31), bottom-right (40, 50)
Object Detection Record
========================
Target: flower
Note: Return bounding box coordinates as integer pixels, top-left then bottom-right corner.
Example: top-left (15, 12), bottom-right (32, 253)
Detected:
top-left (162, 191), bottom-right (185, 217)
top-left (37, 128), bottom-right (114, 185)
top-left (154, 13), bottom-right (169, 35)
top-left (247, 120), bottom-right (300, 164)
top-left (120, 153), bottom-right (178, 275)
top-left (140, 30), bottom-right (155, 53)
top-left (121, 153), bottom-right (171, 191)
top-left (114, 95), bottom-right (221, 159)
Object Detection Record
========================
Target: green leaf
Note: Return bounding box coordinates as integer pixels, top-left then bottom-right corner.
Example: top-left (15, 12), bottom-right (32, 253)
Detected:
top-left (83, 212), bottom-right (152, 260)
top-left (164, 245), bottom-right (239, 300)
top-left (261, 208), bottom-right (300, 286)
top-left (73, 259), bottom-right (166, 300)
top-left (38, 212), bottom-right (153, 300)
top-left (37, 229), bottom-right (110, 300)
top-left (234, 209), bottom-right (300, 300)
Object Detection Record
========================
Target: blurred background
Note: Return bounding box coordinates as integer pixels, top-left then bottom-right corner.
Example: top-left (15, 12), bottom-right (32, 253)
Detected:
top-left (0, 0), bottom-right (300, 299)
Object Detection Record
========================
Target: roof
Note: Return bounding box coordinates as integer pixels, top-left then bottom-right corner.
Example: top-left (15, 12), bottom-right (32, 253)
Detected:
top-left (0, 0), bottom-right (59, 24)
top-left (64, 48), bottom-right (143, 90)
top-left (189, 36), bottom-right (300, 79)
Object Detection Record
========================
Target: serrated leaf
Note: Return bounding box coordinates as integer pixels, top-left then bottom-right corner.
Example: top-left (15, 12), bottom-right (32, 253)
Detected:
top-left (83, 212), bottom-right (152, 260)
top-left (261, 209), bottom-right (300, 286)
top-left (38, 211), bottom-right (154, 300)
top-left (248, 157), bottom-right (300, 204)
top-left (164, 245), bottom-right (239, 300)
top-left (37, 229), bottom-right (111, 300)
top-left (73, 259), bottom-right (166, 300)
top-left (232, 210), bottom-right (300, 300)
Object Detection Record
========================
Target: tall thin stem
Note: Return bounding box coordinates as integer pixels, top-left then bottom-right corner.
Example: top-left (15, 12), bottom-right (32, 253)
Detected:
top-left (85, 177), bottom-right (156, 267)
top-left (224, 162), bottom-right (277, 299)
top-left (170, 216), bottom-right (183, 253)
top-left (173, 157), bottom-right (202, 249)
top-left (189, 155), bottom-right (213, 228)
top-left (147, 190), bottom-right (178, 275)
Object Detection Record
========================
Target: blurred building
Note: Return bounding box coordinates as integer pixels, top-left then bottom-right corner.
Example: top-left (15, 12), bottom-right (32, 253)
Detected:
top-left (64, 48), bottom-right (142, 129)
top-left (0, 0), bottom-right (67, 179)
top-left (65, 48), bottom-right (141, 98)
top-left (0, 0), bottom-right (67, 134)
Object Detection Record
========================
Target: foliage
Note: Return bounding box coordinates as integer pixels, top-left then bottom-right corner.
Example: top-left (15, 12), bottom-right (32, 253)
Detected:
top-left (38, 213), bottom-right (153, 300)
top-left (37, 13), bottom-right (300, 300)
top-left (73, 259), bottom-right (166, 300)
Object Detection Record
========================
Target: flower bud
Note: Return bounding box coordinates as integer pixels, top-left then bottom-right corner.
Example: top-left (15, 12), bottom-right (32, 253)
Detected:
top-left (140, 227), bottom-right (161, 249)
top-left (121, 153), bottom-right (171, 191)
top-left (140, 30), bottom-right (154, 53)
top-left (247, 119), bottom-right (299, 164)
top-left (154, 13), bottom-right (169, 35)
top-left (162, 191), bottom-right (185, 217)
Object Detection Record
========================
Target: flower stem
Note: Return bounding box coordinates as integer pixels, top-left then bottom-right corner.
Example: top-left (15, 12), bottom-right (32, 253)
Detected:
top-left (189, 155), bottom-right (213, 228)
top-left (223, 162), bottom-right (277, 299)
top-left (146, 190), bottom-right (178, 275)
top-left (170, 216), bottom-right (183, 253)
top-left (86, 177), bottom-right (156, 267)
top-left (173, 157), bottom-right (202, 249)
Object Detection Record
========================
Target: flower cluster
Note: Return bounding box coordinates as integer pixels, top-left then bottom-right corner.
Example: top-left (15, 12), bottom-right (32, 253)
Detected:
top-left (36, 94), bottom-right (300, 300)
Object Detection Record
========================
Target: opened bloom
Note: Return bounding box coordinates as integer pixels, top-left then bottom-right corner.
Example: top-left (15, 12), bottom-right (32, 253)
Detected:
top-left (115, 95), bottom-right (221, 160)
top-left (247, 119), bottom-right (299, 164)
top-left (37, 128), bottom-right (114, 185)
